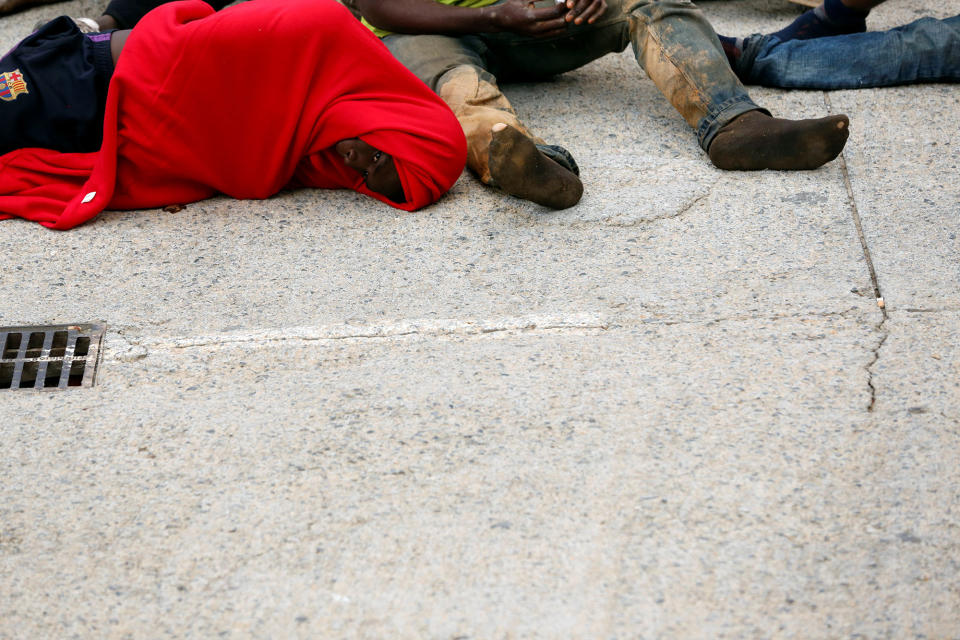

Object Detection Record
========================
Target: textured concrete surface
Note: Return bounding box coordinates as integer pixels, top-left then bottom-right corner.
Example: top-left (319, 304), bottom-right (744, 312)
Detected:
top-left (2, 0), bottom-right (959, 637)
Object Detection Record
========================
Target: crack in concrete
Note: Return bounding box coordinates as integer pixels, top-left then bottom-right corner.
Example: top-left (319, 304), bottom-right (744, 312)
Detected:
top-left (826, 94), bottom-right (888, 413)
top-left (604, 190), bottom-right (712, 227)
top-left (540, 183), bottom-right (715, 228)
top-left (666, 191), bottom-right (711, 221)
top-left (865, 316), bottom-right (889, 413)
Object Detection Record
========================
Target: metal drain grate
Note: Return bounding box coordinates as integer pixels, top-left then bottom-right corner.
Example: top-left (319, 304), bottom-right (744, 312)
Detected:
top-left (0, 324), bottom-right (104, 390)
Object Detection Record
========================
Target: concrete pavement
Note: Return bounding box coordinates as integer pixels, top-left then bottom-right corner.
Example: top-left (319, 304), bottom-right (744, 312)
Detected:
top-left (2, 0), bottom-right (959, 636)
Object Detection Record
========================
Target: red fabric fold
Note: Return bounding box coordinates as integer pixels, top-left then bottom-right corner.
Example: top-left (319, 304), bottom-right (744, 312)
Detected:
top-left (0, 0), bottom-right (466, 229)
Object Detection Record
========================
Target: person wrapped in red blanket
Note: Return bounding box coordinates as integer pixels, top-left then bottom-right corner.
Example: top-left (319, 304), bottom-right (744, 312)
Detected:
top-left (0, 0), bottom-right (467, 230)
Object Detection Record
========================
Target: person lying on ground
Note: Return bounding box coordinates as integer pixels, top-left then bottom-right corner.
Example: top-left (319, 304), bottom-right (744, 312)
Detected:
top-left (355, 0), bottom-right (852, 211)
top-left (718, 12), bottom-right (960, 90)
top-left (0, 0), bottom-right (467, 230)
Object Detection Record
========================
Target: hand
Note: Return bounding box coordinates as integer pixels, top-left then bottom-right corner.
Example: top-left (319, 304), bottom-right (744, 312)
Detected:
top-left (562, 0), bottom-right (607, 25)
top-left (488, 0), bottom-right (568, 37)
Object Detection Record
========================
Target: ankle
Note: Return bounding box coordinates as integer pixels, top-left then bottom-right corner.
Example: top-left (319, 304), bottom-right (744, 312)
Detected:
top-left (769, 1), bottom-right (866, 42)
top-left (823, 0), bottom-right (870, 24)
top-left (717, 35), bottom-right (744, 69)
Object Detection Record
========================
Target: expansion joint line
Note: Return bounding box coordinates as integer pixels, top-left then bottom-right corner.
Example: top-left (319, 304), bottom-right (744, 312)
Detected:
top-left (825, 93), bottom-right (886, 318)
top-left (824, 94), bottom-right (888, 412)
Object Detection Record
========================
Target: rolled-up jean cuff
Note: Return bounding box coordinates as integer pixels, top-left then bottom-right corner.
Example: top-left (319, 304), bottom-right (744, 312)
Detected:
top-left (696, 96), bottom-right (768, 150)
top-left (737, 32), bottom-right (769, 77)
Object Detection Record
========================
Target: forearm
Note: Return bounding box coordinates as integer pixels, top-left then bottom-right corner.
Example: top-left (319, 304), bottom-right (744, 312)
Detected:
top-left (356, 0), bottom-right (503, 34)
top-left (110, 29), bottom-right (131, 66)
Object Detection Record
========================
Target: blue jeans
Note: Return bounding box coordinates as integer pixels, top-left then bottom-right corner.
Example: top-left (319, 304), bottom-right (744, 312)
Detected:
top-left (735, 15), bottom-right (960, 89)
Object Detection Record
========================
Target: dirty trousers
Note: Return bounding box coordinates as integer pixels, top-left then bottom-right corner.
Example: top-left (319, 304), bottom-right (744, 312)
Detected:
top-left (383, 0), bottom-right (760, 183)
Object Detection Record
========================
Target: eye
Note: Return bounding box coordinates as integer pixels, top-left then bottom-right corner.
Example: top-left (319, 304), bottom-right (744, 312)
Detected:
top-left (362, 170), bottom-right (369, 178)
top-left (373, 151), bottom-right (382, 163)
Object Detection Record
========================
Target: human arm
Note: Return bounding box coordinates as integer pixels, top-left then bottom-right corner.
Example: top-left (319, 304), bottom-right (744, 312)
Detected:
top-left (110, 29), bottom-right (131, 65)
top-left (355, 0), bottom-right (571, 37)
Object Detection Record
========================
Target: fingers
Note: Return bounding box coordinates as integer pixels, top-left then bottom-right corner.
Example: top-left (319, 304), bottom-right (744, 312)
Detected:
top-left (525, 3), bottom-right (568, 34)
top-left (513, 0), bottom-right (601, 36)
top-left (530, 16), bottom-right (570, 36)
top-left (529, 3), bottom-right (566, 20)
top-left (564, 0), bottom-right (607, 24)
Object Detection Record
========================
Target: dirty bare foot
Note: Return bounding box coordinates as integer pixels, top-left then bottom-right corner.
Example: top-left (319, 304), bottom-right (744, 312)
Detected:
top-left (0, 0), bottom-right (64, 15)
top-left (708, 110), bottom-right (849, 171)
top-left (488, 123), bottom-right (583, 209)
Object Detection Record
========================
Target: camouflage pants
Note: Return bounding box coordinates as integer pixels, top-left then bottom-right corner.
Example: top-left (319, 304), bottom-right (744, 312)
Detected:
top-left (383, 0), bottom-right (761, 183)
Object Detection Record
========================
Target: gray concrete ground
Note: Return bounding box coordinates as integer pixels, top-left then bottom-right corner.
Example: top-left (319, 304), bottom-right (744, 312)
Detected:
top-left (2, 0), bottom-right (959, 637)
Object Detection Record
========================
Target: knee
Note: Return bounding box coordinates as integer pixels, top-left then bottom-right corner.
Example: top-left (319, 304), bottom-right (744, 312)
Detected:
top-left (627, 0), bottom-right (697, 19)
top-left (437, 64), bottom-right (479, 91)
top-left (437, 64), bottom-right (498, 96)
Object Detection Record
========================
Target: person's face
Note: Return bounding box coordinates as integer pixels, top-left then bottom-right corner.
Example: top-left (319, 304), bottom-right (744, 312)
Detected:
top-left (335, 138), bottom-right (404, 203)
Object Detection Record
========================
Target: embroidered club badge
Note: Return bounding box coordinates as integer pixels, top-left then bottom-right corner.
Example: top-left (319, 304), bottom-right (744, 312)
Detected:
top-left (0, 69), bottom-right (29, 102)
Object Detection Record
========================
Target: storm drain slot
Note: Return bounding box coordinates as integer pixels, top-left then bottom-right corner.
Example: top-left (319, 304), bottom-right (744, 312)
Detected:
top-left (0, 324), bottom-right (104, 390)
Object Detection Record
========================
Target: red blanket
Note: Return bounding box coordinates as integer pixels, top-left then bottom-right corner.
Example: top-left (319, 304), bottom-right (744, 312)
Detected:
top-left (0, 0), bottom-right (466, 229)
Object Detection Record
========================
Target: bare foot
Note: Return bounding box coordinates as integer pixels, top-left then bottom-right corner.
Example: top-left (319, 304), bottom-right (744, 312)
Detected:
top-left (488, 123), bottom-right (583, 209)
top-left (708, 110), bottom-right (849, 171)
top-left (0, 0), bottom-right (65, 16)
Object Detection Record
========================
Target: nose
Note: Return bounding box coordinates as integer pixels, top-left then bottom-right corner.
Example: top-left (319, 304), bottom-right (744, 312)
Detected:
top-left (335, 140), bottom-right (367, 170)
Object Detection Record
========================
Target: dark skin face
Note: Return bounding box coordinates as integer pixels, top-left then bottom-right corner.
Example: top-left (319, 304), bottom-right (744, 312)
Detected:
top-left (335, 138), bottom-right (405, 203)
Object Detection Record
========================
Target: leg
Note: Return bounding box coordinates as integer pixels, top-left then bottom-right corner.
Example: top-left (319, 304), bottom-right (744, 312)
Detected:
top-left (623, 0), bottom-right (849, 169)
top-left (384, 33), bottom-right (582, 207)
top-left (0, 0), bottom-right (63, 16)
top-left (620, 0), bottom-right (762, 147)
top-left (437, 60), bottom-right (543, 183)
top-left (736, 15), bottom-right (960, 89)
top-left (486, 0), bottom-right (848, 168)
top-left (768, 0), bottom-right (886, 43)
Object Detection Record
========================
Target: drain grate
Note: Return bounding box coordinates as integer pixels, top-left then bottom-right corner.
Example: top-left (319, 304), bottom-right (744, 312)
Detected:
top-left (0, 324), bottom-right (104, 390)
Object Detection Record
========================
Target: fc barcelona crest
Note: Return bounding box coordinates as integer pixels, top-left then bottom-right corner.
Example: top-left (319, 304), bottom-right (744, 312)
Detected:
top-left (0, 69), bottom-right (28, 102)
